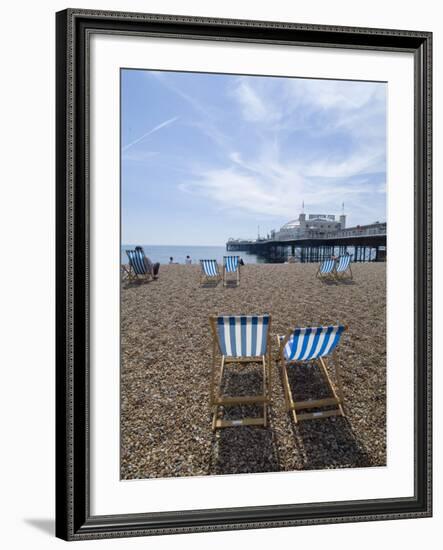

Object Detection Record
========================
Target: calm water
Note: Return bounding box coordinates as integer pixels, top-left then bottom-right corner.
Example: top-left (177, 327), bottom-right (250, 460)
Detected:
top-left (122, 244), bottom-right (381, 265)
top-left (121, 245), bottom-right (263, 265)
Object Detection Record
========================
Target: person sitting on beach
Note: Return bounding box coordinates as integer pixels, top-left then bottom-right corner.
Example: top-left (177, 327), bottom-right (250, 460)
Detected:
top-left (169, 257), bottom-right (174, 264)
top-left (239, 257), bottom-right (245, 266)
top-left (135, 246), bottom-right (160, 279)
top-left (185, 255), bottom-right (192, 264)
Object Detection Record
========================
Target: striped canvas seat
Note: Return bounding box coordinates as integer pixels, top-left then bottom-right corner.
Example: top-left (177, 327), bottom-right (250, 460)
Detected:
top-left (319, 258), bottom-right (335, 274)
top-left (316, 257), bottom-right (337, 281)
top-left (215, 315), bottom-right (270, 357)
top-left (336, 255), bottom-right (351, 274)
top-left (224, 256), bottom-right (239, 273)
top-left (280, 325), bottom-right (345, 362)
top-left (200, 259), bottom-right (219, 277)
top-left (126, 249), bottom-right (147, 276)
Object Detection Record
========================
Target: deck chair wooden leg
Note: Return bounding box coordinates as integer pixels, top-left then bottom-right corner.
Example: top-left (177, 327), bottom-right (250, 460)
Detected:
top-left (211, 355), bottom-right (226, 431)
top-left (262, 357), bottom-right (268, 427)
top-left (281, 362), bottom-right (298, 424)
top-left (209, 341), bottom-right (217, 405)
top-left (333, 350), bottom-right (346, 415)
top-left (268, 349), bottom-right (272, 396)
top-left (281, 362), bottom-right (296, 417)
top-left (211, 409), bottom-right (217, 431)
top-left (319, 357), bottom-right (345, 417)
top-left (209, 343), bottom-right (218, 431)
top-left (217, 356), bottom-right (225, 407)
top-left (279, 361), bottom-right (289, 410)
top-left (287, 373), bottom-right (299, 424)
top-left (262, 356), bottom-right (267, 386)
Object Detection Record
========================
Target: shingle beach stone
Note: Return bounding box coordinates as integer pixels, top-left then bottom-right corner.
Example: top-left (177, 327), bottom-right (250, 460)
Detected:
top-left (120, 263), bottom-right (386, 479)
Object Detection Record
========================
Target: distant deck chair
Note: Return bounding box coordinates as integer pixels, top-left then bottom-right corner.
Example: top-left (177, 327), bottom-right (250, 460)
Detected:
top-left (335, 254), bottom-right (353, 280)
top-left (209, 314), bottom-right (272, 430)
top-left (126, 249), bottom-right (152, 282)
top-left (200, 259), bottom-right (221, 285)
top-left (316, 258), bottom-right (336, 280)
top-left (277, 324), bottom-right (348, 423)
top-left (223, 255), bottom-right (240, 286)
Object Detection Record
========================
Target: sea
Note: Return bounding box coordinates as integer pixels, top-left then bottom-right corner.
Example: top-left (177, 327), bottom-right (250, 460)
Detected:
top-left (121, 244), bottom-right (379, 265)
top-left (121, 245), bottom-right (263, 265)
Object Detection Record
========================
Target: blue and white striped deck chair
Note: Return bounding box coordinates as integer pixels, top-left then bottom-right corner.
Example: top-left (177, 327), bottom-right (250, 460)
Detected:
top-left (199, 259), bottom-right (220, 285)
top-left (316, 258), bottom-right (336, 280)
top-left (126, 249), bottom-right (151, 282)
top-left (209, 314), bottom-right (272, 430)
top-left (335, 254), bottom-right (353, 280)
top-left (223, 256), bottom-right (240, 286)
top-left (277, 324), bottom-right (348, 423)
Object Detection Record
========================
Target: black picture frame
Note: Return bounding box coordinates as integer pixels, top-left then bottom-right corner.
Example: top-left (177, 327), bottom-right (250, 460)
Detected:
top-left (55, 8), bottom-right (432, 541)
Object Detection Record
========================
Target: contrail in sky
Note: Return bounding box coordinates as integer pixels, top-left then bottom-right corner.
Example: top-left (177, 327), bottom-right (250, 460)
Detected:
top-left (122, 116), bottom-right (179, 152)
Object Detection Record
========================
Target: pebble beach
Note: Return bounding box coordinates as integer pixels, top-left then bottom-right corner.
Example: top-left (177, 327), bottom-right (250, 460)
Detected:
top-left (120, 263), bottom-right (386, 479)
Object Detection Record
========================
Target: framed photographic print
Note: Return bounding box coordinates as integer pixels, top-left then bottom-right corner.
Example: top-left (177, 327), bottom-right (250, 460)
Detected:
top-left (55, 9), bottom-right (432, 541)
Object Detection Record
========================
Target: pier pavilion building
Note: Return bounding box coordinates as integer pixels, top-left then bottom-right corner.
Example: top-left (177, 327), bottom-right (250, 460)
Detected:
top-left (273, 212), bottom-right (346, 241)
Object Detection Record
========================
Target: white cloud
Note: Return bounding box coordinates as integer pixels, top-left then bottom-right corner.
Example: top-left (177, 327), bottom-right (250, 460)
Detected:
top-left (181, 168), bottom-right (296, 217)
top-left (181, 153), bottom-right (383, 223)
top-left (230, 77), bottom-right (386, 138)
top-left (303, 149), bottom-right (385, 178)
top-left (231, 78), bottom-right (281, 123)
top-left (288, 79), bottom-right (383, 111)
top-left (152, 72), bottom-right (386, 225)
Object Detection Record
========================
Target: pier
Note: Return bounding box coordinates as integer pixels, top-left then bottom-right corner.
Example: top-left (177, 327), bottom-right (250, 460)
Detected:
top-left (227, 222), bottom-right (386, 263)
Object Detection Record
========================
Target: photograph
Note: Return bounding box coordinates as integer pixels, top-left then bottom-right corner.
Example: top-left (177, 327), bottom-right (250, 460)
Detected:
top-left (120, 69), bottom-right (387, 480)
top-left (54, 6), bottom-right (432, 541)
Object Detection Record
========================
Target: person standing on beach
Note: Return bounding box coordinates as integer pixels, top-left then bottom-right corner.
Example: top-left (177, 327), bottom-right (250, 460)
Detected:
top-left (169, 257), bottom-right (174, 264)
top-left (185, 255), bottom-right (192, 264)
top-left (135, 246), bottom-right (160, 279)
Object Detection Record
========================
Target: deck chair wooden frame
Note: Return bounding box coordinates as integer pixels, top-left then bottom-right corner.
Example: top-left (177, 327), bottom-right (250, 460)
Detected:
top-left (334, 254), bottom-right (353, 281)
top-left (277, 325), bottom-right (348, 424)
top-left (209, 314), bottom-right (272, 430)
top-left (199, 259), bottom-right (221, 285)
top-left (126, 249), bottom-right (153, 283)
top-left (316, 258), bottom-right (336, 281)
top-left (222, 256), bottom-right (240, 286)
top-left (121, 263), bottom-right (132, 282)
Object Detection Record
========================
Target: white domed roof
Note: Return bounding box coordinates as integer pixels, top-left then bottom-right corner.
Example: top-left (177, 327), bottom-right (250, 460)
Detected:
top-left (281, 219), bottom-right (301, 230)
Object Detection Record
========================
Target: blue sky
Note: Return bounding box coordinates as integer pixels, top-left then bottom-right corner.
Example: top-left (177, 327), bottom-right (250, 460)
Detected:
top-left (121, 69), bottom-right (386, 245)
